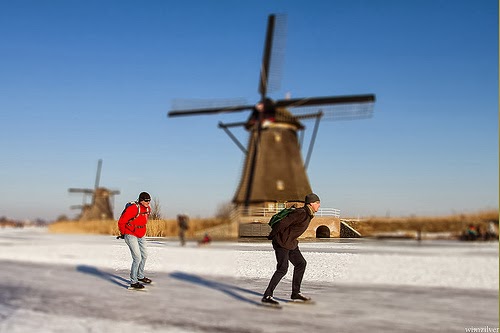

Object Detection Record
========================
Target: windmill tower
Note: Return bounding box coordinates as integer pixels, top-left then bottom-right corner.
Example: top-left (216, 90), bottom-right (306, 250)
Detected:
top-left (68, 159), bottom-right (120, 221)
top-left (168, 14), bottom-right (375, 213)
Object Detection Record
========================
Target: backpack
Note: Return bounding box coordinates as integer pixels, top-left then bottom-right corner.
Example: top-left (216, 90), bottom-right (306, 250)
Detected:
top-left (268, 207), bottom-right (295, 228)
top-left (120, 201), bottom-right (141, 223)
top-left (116, 201), bottom-right (144, 239)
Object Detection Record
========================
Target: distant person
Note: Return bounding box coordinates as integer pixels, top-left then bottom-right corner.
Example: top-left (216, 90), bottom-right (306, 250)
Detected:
top-left (261, 193), bottom-right (321, 307)
top-left (118, 192), bottom-right (152, 290)
top-left (477, 224), bottom-right (483, 240)
top-left (177, 214), bottom-right (189, 246)
top-left (198, 233), bottom-right (212, 246)
top-left (486, 222), bottom-right (498, 240)
top-left (466, 224), bottom-right (478, 241)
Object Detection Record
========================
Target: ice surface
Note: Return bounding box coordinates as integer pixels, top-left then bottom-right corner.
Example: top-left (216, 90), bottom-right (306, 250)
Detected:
top-left (0, 228), bottom-right (497, 333)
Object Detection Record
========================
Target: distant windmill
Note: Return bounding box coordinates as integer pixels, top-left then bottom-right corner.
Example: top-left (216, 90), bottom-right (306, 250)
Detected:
top-left (168, 14), bottom-right (375, 210)
top-left (68, 159), bottom-right (120, 221)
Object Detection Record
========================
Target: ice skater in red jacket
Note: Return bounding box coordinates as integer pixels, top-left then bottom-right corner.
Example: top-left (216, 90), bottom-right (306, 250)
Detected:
top-left (118, 191), bottom-right (152, 290)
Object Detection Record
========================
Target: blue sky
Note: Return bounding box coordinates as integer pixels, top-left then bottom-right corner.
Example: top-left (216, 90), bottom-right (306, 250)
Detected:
top-left (1, 0), bottom-right (497, 221)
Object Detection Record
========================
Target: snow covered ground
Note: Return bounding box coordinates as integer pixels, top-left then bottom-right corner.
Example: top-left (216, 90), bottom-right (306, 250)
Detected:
top-left (0, 227), bottom-right (498, 332)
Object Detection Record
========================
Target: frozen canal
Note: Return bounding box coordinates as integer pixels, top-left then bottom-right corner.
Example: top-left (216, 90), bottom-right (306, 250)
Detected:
top-left (0, 228), bottom-right (497, 332)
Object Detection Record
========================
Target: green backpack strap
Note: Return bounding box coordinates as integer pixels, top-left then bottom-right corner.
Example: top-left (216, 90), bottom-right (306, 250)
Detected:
top-left (268, 207), bottom-right (295, 228)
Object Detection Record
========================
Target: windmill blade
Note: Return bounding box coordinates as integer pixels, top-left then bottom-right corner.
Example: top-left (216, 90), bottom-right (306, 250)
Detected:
top-left (291, 102), bottom-right (374, 122)
top-left (171, 97), bottom-right (249, 111)
top-left (275, 94), bottom-right (375, 108)
top-left (320, 102), bottom-right (374, 121)
top-left (109, 190), bottom-right (121, 195)
top-left (274, 94), bottom-right (375, 122)
top-left (169, 98), bottom-right (253, 117)
top-left (294, 111), bottom-right (323, 120)
top-left (258, 14), bottom-right (275, 98)
top-left (248, 14), bottom-right (286, 206)
top-left (94, 159), bottom-right (102, 190)
top-left (68, 188), bottom-right (94, 194)
top-left (168, 104), bottom-right (254, 117)
top-left (258, 14), bottom-right (287, 99)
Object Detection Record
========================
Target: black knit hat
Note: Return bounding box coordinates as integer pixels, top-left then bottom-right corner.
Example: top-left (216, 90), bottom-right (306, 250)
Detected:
top-left (138, 192), bottom-right (151, 201)
top-left (305, 193), bottom-right (320, 204)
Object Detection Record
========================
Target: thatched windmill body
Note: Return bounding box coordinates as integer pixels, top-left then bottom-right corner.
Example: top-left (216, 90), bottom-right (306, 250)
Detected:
top-left (168, 14), bottom-right (375, 211)
top-left (68, 159), bottom-right (120, 221)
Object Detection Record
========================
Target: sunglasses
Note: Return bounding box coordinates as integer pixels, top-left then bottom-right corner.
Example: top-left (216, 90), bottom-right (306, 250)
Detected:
top-left (142, 199), bottom-right (151, 202)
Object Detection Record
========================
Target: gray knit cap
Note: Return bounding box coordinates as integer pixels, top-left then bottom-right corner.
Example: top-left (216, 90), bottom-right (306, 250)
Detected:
top-left (304, 193), bottom-right (320, 204)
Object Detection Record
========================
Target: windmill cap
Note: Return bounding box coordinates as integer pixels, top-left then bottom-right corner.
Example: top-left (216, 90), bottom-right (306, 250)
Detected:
top-left (305, 193), bottom-right (320, 204)
top-left (138, 192), bottom-right (151, 201)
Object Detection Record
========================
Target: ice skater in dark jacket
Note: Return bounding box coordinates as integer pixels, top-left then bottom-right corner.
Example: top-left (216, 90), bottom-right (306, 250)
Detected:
top-left (262, 193), bottom-right (321, 306)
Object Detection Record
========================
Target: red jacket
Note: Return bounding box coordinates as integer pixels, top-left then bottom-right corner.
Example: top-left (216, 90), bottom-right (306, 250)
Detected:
top-left (118, 202), bottom-right (150, 238)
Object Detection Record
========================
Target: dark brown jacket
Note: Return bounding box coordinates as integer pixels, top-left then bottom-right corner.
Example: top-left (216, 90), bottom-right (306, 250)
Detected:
top-left (268, 205), bottom-right (315, 250)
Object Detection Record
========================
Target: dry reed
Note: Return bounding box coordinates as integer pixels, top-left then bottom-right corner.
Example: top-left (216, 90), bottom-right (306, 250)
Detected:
top-left (48, 217), bottom-right (229, 238)
top-left (48, 210), bottom-right (498, 238)
top-left (345, 209), bottom-right (498, 236)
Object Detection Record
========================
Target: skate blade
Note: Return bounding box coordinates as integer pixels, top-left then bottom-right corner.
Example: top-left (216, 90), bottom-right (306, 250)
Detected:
top-left (289, 299), bottom-right (315, 304)
top-left (127, 287), bottom-right (148, 291)
top-left (260, 301), bottom-right (282, 309)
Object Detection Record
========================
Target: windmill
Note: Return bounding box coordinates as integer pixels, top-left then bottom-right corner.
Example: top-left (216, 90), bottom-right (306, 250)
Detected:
top-left (68, 159), bottom-right (120, 221)
top-left (168, 14), bottom-right (375, 211)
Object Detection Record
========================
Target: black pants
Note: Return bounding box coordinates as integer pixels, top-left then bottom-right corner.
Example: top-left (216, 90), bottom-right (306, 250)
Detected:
top-left (263, 240), bottom-right (307, 297)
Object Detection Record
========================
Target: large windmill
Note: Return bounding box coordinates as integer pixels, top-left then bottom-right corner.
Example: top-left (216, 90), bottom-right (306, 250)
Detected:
top-left (168, 14), bottom-right (375, 211)
top-left (68, 159), bottom-right (120, 221)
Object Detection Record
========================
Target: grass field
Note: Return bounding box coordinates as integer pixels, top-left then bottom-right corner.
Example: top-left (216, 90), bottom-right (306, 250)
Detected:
top-left (343, 209), bottom-right (498, 238)
top-left (48, 209), bottom-right (498, 239)
top-left (48, 217), bottom-right (229, 238)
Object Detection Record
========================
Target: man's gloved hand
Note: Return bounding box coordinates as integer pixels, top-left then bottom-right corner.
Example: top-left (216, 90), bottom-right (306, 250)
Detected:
top-left (116, 234), bottom-right (124, 239)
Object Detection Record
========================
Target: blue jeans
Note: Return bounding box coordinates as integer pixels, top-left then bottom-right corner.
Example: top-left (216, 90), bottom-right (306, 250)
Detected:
top-left (124, 234), bottom-right (148, 284)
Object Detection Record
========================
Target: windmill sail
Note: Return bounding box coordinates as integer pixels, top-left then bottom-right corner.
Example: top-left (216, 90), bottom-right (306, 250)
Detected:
top-left (68, 159), bottom-right (120, 220)
top-left (167, 13), bottom-right (376, 209)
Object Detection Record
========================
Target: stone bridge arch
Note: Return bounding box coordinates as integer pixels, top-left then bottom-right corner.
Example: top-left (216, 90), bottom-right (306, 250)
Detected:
top-left (316, 225), bottom-right (330, 238)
